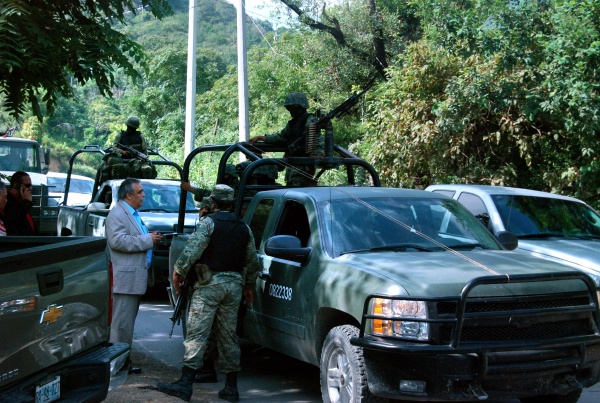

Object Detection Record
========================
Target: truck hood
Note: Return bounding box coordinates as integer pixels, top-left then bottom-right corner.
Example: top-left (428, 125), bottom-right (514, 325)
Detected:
top-left (517, 239), bottom-right (600, 280)
top-left (140, 212), bottom-right (198, 233)
top-left (338, 249), bottom-right (586, 297)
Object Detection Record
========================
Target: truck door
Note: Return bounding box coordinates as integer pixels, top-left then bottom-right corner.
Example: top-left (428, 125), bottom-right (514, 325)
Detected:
top-left (249, 199), bottom-right (314, 359)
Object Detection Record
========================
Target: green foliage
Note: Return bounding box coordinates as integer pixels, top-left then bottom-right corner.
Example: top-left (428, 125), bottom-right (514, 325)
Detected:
top-left (0, 0), bottom-right (173, 120)
top-left (364, 0), bottom-right (600, 208)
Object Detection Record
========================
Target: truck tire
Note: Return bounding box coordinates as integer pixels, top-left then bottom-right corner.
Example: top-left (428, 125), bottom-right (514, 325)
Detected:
top-left (520, 389), bottom-right (582, 403)
top-left (320, 325), bottom-right (383, 403)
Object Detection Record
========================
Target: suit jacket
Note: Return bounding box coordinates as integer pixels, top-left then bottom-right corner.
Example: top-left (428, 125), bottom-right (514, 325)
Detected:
top-left (106, 200), bottom-right (154, 295)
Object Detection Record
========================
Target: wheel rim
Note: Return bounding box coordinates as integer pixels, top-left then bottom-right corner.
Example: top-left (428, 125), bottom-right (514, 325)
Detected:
top-left (325, 344), bottom-right (354, 403)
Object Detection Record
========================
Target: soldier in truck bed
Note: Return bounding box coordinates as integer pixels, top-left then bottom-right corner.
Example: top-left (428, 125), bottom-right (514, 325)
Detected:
top-left (249, 92), bottom-right (324, 187)
top-left (114, 116), bottom-right (148, 158)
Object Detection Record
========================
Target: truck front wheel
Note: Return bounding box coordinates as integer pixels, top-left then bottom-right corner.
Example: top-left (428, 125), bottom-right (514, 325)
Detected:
top-left (320, 325), bottom-right (382, 403)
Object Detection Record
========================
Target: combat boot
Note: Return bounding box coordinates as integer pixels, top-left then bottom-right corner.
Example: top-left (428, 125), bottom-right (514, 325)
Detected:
top-left (195, 359), bottom-right (218, 383)
top-left (156, 365), bottom-right (196, 402)
top-left (218, 371), bottom-right (240, 402)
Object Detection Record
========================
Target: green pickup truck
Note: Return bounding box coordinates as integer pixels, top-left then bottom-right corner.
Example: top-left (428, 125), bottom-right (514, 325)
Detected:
top-left (0, 236), bottom-right (130, 402)
top-left (169, 142), bottom-right (600, 403)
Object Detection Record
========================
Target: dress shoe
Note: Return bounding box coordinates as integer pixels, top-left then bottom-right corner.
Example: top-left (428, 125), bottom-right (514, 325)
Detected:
top-left (128, 366), bottom-right (142, 374)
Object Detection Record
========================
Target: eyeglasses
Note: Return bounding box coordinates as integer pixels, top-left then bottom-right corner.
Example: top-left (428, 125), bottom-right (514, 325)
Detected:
top-left (21, 183), bottom-right (32, 188)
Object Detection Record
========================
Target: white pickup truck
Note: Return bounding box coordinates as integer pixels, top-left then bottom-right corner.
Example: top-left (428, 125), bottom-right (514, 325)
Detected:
top-left (426, 184), bottom-right (600, 286)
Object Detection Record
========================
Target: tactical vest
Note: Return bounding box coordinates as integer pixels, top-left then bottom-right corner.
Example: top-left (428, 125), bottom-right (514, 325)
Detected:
top-left (119, 130), bottom-right (144, 153)
top-left (200, 212), bottom-right (250, 273)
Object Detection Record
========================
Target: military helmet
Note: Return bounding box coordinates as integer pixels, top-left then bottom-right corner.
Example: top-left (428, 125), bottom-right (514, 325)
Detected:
top-left (284, 92), bottom-right (309, 109)
top-left (126, 116), bottom-right (140, 129)
top-left (210, 184), bottom-right (234, 201)
top-left (225, 163), bottom-right (239, 178)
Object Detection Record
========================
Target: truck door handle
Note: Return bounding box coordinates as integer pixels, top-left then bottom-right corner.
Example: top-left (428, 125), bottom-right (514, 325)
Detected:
top-left (258, 271), bottom-right (271, 281)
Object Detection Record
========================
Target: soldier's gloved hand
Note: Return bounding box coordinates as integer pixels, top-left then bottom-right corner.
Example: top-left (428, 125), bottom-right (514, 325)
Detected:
top-left (249, 135), bottom-right (266, 144)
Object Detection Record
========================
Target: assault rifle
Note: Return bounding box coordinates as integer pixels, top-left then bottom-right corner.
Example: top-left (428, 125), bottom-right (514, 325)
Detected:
top-left (116, 143), bottom-right (150, 163)
top-left (169, 270), bottom-right (195, 337)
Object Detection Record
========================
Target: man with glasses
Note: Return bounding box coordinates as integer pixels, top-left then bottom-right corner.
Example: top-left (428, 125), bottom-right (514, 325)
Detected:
top-left (4, 171), bottom-right (37, 235)
top-left (105, 178), bottom-right (163, 374)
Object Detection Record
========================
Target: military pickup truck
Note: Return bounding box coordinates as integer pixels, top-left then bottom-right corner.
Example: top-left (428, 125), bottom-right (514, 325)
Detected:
top-left (0, 236), bottom-right (129, 402)
top-left (57, 145), bottom-right (199, 288)
top-left (169, 142), bottom-right (600, 402)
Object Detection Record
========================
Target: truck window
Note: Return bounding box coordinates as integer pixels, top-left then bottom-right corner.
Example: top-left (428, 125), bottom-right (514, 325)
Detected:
top-left (456, 192), bottom-right (491, 230)
top-left (275, 201), bottom-right (311, 247)
top-left (249, 199), bottom-right (274, 249)
top-left (0, 141), bottom-right (41, 172)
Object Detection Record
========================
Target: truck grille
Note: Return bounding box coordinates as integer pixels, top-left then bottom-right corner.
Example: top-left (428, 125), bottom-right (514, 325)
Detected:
top-left (436, 292), bottom-right (597, 345)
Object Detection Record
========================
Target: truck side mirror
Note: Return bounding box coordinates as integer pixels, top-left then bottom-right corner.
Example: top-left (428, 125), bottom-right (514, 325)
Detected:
top-left (42, 148), bottom-right (51, 174)
top-left (496, 231), bottom-right (518, 250)
top-left (265, 235), bottom-right (311, 264)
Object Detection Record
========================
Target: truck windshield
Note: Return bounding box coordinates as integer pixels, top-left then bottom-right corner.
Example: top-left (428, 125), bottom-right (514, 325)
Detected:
top-left (140, 182), bottom-right (197, 213)
top-left (0, 141), bottom-right (41, 173)
top-left (319, 197), bottom-right (502, 258)
top-left (491, 195), bottom-right (600, 238)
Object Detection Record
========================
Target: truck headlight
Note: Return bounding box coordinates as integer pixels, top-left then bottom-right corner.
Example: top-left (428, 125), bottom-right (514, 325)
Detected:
top-left (368, 298), bottom-right (429, 341)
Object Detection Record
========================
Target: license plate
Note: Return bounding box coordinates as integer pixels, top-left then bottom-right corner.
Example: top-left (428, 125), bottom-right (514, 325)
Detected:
top-left (35, 376), bottom-right (60, 403)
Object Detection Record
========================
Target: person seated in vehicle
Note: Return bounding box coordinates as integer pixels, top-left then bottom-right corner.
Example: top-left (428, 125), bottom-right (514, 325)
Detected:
top-left (1, 148), bottom-right (24, 171)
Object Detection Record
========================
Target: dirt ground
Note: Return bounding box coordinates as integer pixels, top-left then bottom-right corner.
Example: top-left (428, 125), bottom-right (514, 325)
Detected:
top-left (104, 351), bottom-right (223, 403)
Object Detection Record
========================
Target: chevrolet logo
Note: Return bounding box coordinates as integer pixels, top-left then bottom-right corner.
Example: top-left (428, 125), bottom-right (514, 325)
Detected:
top-left (40, 305), bottom-right (63, 325)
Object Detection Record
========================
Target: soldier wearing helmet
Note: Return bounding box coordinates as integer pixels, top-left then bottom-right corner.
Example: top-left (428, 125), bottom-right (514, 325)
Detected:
top-left (158, 184), bottom-right (259, 402)
top-left (249, 92), bottom-right (324, 187)
top-left (114, 116), bottom-right (148, 158)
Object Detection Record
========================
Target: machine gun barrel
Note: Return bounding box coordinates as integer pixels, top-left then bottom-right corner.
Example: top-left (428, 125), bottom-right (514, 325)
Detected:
top-left (315, 77), bottom-right (376, 126)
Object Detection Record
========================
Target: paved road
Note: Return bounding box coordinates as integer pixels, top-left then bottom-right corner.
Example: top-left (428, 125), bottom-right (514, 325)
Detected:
top-left (129, 296), bottom-right (600, 402)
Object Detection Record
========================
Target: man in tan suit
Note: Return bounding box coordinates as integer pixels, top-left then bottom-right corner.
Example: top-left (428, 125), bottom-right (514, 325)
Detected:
top-left (106, 177), bottom-right (162, 374)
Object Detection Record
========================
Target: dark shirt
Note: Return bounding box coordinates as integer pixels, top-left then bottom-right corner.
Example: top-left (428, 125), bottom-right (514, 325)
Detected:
top-left (4, 192), bottom-right (38, 236)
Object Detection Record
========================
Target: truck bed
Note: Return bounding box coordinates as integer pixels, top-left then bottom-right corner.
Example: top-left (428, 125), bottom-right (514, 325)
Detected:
top-left (0, 236), bottom-right (129, 402)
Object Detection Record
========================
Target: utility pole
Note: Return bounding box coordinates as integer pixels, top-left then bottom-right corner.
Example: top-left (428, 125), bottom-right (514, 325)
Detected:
top-left (184, 0), bottom-right (198, 157)
top-left (237, 0), bottom-right (249, 143)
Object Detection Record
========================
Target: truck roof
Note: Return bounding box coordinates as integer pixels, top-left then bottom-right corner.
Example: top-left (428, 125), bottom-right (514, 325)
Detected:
top-left (254, 186), bottom-right (447, 202)
top-left (426, 184), bottom-right (583, 203)
top-left (0, 137), bottom-right (38, 143)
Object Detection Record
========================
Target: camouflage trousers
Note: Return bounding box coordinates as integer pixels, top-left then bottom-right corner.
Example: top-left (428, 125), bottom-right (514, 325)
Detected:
top-left (183, 272), bottom-right (243, 372)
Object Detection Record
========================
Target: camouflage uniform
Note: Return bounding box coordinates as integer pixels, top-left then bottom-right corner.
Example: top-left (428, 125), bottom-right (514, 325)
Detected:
top-left (263, 92), bottom-right (324, 187)
top-left (174, 185), bottom-right (259, 373)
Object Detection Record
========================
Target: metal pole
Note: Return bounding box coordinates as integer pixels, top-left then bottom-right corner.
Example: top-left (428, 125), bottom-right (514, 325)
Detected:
top-left (237, 0), bottom-right (249, 143)
top-left (184, 0), bottom-right (198, 157)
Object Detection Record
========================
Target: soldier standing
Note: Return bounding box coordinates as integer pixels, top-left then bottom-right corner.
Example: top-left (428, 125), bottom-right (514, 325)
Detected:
top-left (156, 184), bottom-right (259, 402)
top-left (249, 92), bottom-right (323, 187)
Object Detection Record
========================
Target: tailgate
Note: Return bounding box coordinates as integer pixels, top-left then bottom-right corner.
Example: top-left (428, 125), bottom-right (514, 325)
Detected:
top-left (0, 237), bottom-right (110, 389)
